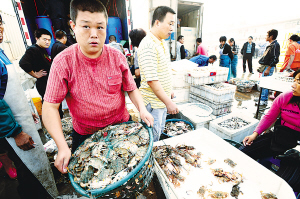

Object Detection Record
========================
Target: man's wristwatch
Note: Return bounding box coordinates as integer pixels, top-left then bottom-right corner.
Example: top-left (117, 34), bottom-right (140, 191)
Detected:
top-left (286, 69), bottom-right (294, 73)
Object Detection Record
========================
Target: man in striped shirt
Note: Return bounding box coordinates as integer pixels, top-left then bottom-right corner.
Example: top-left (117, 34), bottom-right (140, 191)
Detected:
top-left (42, 0), bottom-right (153, 174)
top-left (138, 6), bottom-right (179, 142)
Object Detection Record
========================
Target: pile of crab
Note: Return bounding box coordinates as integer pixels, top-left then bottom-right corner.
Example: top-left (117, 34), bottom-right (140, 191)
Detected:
top-left (153, 144), bottom-right (201, 187)
top-left (67, 122), bottom-right (149, 190)
top-left (163, 121), bottom-right (193, 137)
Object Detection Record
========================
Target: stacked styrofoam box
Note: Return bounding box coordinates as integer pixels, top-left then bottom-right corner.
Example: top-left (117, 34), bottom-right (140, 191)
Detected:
top-left (171, 60), bottom-right (198, 103)
top-left (190, 93), bottom-right (233, 116)
top-left (209, 113), bottom-right (259, 143)
top-left (177, 103), bottom-right (216, 129)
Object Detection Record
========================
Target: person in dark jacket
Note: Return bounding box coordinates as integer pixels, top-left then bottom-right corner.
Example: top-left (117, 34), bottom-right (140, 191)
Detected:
top-left (51, 30), bottom-right (68, 118)
top-left (219, 36), bottom-right (233, 81)
top-left (241, 36), bottom-right (256, 74)
top-left (176, 35), bottom-right (185, 61)
top-left (45, 0), bottom-right (75, 46)
top-left (255, 29), bottom-right (280, 106)
top-left (19, 29), bottom-right (52, 99)
top-left (51, 30), bottom-right (67, 61)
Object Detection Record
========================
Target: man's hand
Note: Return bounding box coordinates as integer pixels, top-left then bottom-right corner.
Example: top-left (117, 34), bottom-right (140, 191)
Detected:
top-left (55, 147), bottom-right (71, 174)
top-left (264, 67), bottom-right (271, 76)
top-left (140, 109), bottom-right (154, 127)
top-left (166, 101), bottom-right (179, 115)
top-left (14, 131), bottom-right (35, 151)
top-left (32, 112), bottom-right (39, 124)
top-left (35, 69), bottom-right (47, 78)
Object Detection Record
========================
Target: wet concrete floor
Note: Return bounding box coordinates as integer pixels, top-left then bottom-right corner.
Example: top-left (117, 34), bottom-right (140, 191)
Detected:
top-left (0, 58), bottom-right (279, 198)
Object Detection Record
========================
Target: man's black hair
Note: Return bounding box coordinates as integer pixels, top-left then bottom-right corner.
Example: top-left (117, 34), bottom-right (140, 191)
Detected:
top-left (196, 38), bottom-right (202, 43)
top-left (249, 36), bottom-right (253, 39)
top-left (267, 29), bottom-right (278, 40)
top-left (55, 30), bottom-right (67, 40)
top-left (129, 29), bottom-right (146, 47)
top-left (219, 36), bottom-right (226, 42)
top-left (0, 14), bottom-right (2, 24)
top-left (209, 55), bottom-right (217, 60)
top-left (177, 35), bottom-right (184, 41)
top-left (34, 28), bottom-right (52, 39)
top-left (109, 35), bottom-right (116, 41)
top-left (289, 34), bottom-right (300, 42)
top-left (70, 0), bottom-right (108, 23)
top-left (151, 6), bottom-right (176, 27)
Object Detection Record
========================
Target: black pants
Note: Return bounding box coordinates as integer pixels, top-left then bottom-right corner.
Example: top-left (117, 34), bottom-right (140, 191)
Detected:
top-left (240, 132), bottom-right (300, 192)
top-left (0, 139), bottom-right (51, 199)
top-left (243, 53), bottom-right (253, 73)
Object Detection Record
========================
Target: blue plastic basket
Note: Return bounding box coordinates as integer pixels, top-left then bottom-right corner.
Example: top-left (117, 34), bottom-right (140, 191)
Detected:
top-left (161, 119), bottom-right (195, 138)
top-left (68, 121), bottom-right (154, 198)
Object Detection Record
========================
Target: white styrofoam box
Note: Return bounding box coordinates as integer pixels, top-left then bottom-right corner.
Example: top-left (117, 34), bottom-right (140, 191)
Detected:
top-left (177, 103), bottom-right (215, 129)
top-left (196, 83), bottom-right (236, 103)
top-left (172, 87), bottom-right (190, 103)
top-left (172, 71), bottom-right (190, 89)
top-left (190, 93), bottom-right (233, 116)
top-left (154, 130), bottom-right (296, 199)
top-left (209, 112), bottom-right (259, 143)
top-left (171, 60), bottom-right (198, 89)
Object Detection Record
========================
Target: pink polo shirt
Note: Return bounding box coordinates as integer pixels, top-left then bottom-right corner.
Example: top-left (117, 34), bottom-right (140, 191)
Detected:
top-left (254, 91), bottom-right (300, 134)
top-left (44, 44), bottom-right (137, 135)
top-left (197, 44), bottom-right (208, 56)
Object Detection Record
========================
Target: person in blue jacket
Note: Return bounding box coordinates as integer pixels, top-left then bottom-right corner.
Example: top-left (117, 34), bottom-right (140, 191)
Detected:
top-left (189, 55), bottom-right (217, 67)
top-left (0, 14), bottom-right (52, 199)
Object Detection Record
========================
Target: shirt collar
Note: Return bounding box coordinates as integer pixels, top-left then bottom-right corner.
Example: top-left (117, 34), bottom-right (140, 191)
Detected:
top-left (149, 31), bottom-right (164, 45)
top-left (77, 43), bottom-right (106, 63)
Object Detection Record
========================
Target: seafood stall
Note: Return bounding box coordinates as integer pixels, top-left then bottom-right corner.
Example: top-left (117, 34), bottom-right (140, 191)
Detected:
top-left (153, 129), bottom-right (296, 199)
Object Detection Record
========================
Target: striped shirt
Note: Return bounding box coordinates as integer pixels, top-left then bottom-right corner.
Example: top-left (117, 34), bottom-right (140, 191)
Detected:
top-left (138, 32), bottom-right (172, 109)
top-left (44, 44), bottom-right (137, 135)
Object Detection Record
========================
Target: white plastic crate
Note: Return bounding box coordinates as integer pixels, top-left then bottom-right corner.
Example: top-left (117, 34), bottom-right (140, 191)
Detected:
top-left (189, 93), bottom-right (233, 116)
top-left (209, 112), bottom-right (259, 143)
top-left (172, 87), bottom-right (190, 103)
top-left (198, 83), bottom-right (236, 103)
top-left (177, 103), bottom-right (215, 129)
top-left (185, 67), bottom-right (229, 86)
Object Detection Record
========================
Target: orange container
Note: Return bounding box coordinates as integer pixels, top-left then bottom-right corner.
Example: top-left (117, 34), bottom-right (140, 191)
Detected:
top-left (32, 97), bottom-right (42, 115)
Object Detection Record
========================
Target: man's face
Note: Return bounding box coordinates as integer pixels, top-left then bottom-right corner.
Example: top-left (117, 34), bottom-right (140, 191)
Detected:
top-left (70, 11), bottom-right (107, 58)
top-left (208, 58), bottom-right (216, 64)
top-left (0, 20), bottom-right (4, 44)
top-left (220, 41), bottom-right (225, 45)
top-left (248, 37), bottom-right (253, 43)
top-left (266, 33), bottom-right (272, 42)
top-left (179, 37), bottom-right (184, 44)
top-left (36, 34), bottom-right (51, 48)
top-left (197, 42), bottom-right (201, 46)
top-left (157, 12), bottom-right (175, 40)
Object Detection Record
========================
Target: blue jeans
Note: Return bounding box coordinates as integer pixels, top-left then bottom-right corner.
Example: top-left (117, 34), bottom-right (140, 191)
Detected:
top-left (231, 55), bottom-right (238, 78)
top-left (261, 66), bottom-right (275, 101)
top-left (220, 55), bottom-right (232, 81)
top-left (146, 103), bottom-right (167, 142)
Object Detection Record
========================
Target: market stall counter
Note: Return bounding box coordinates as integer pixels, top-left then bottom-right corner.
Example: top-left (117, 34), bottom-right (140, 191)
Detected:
top-left (153, 128), bottom-right (296, 199)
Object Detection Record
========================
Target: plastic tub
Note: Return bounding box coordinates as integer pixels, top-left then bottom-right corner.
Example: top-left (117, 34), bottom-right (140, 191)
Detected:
top-left (161, 119), bottom-right (195, 139)
top-left (69, 122), bottom-right (154, 198)
top-left (32, 97), bottom-right (42, 115)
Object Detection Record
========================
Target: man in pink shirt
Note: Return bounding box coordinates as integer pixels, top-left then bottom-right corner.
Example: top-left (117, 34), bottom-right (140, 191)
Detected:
top-left (42, 0), bottom-right (153, 174)
top-left (195, 38), bottom-right (208, 56)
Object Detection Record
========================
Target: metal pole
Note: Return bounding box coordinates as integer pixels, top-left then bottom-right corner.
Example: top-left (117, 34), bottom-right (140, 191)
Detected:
top-left (11, 0), bottom-right (28, 49)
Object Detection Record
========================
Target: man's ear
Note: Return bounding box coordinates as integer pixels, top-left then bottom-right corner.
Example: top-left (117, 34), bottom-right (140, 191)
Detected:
top-left (70, 20), bottom-right (76, 32)
top-left (155, 19), bottom-right (160, 27)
